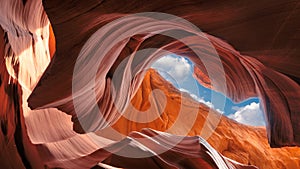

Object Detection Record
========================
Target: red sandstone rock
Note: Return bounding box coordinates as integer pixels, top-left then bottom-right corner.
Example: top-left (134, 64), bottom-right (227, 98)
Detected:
top-left (114, 69), bottom-right (300, 169)
top-left (29, 0), bottom-right (300, 147)
top-left (0, 0), bottom-right (299, 169)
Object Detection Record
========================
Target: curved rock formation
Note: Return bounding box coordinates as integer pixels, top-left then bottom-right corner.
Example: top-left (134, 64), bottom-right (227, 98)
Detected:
top-left (111, 69), bottom-right (300, 168)
top-left (28, 0), bottom-right (300, 148)
top-left (118, 70), bottom-right (300, 169)
top-left (0, 0), bottom-right (299, 168)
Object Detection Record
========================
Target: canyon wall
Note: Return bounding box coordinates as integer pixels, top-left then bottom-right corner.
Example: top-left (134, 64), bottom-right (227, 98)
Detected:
top-left (0, 0), bottom-right (299, 168)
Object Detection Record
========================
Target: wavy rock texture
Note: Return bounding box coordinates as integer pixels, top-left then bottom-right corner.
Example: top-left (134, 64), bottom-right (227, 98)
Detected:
top-left (113, 69), bottom-right (300, 169)
top-left (0, 0), bottom-right (299, 169)
top-left (28, 0), bottom-right (300, 148)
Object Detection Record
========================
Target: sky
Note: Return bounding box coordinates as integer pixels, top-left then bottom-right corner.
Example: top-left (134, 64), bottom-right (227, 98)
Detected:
top-left (151, 54), bottom-right (266, 127)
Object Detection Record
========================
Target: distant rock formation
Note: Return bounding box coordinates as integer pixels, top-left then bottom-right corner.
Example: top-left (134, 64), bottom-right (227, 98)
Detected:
top-left (30, 0), bottom-right (300, 148)
top-left (115, 69), bottom-right (300, 169)
top-left (0, 0), bottom-right (299, 168)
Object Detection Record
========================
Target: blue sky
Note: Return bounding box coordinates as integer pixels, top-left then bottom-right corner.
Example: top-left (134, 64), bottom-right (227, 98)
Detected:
top-left (151, 54), bottom-right (266, 126)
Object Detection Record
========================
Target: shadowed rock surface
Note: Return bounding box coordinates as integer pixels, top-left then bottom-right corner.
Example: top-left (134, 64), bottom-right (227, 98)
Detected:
top-left (114, 69), bottom-right (300, 169)
top-left (30, 0), bottom-right (300, 147)
top-left (0, 0), bottom-right (299, 168)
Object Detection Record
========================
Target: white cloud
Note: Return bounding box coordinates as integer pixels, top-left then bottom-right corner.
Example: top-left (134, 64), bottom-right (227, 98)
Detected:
top-left (151, 55), bottom-right (191, 81)
top-left (152, 55), bottom-right (225, 115)
top-left (228, 102), bottom-right (266, 126)
top-left (179, 88), bottom-right (224, 114)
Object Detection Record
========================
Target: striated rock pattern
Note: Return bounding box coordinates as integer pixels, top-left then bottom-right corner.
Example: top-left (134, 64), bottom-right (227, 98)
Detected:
top-left (0, 0), bottom-right (299, 169)
top-left (113, 69), bottom-right (300, 169)
top-left (28, 0), bottom-right (300, 148)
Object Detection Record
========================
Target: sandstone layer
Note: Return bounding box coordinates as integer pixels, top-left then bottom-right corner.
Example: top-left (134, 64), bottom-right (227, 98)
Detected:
top-left (0, 0), bottom-right (299, 168)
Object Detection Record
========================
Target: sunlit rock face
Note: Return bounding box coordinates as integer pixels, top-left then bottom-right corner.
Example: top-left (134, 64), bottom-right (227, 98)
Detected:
top-left (0, 0), bottom-right (299, 169)
top-left (29, 0), bottom-right (300, 148)
top-left (113, 69), bottom-right (300, 169)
